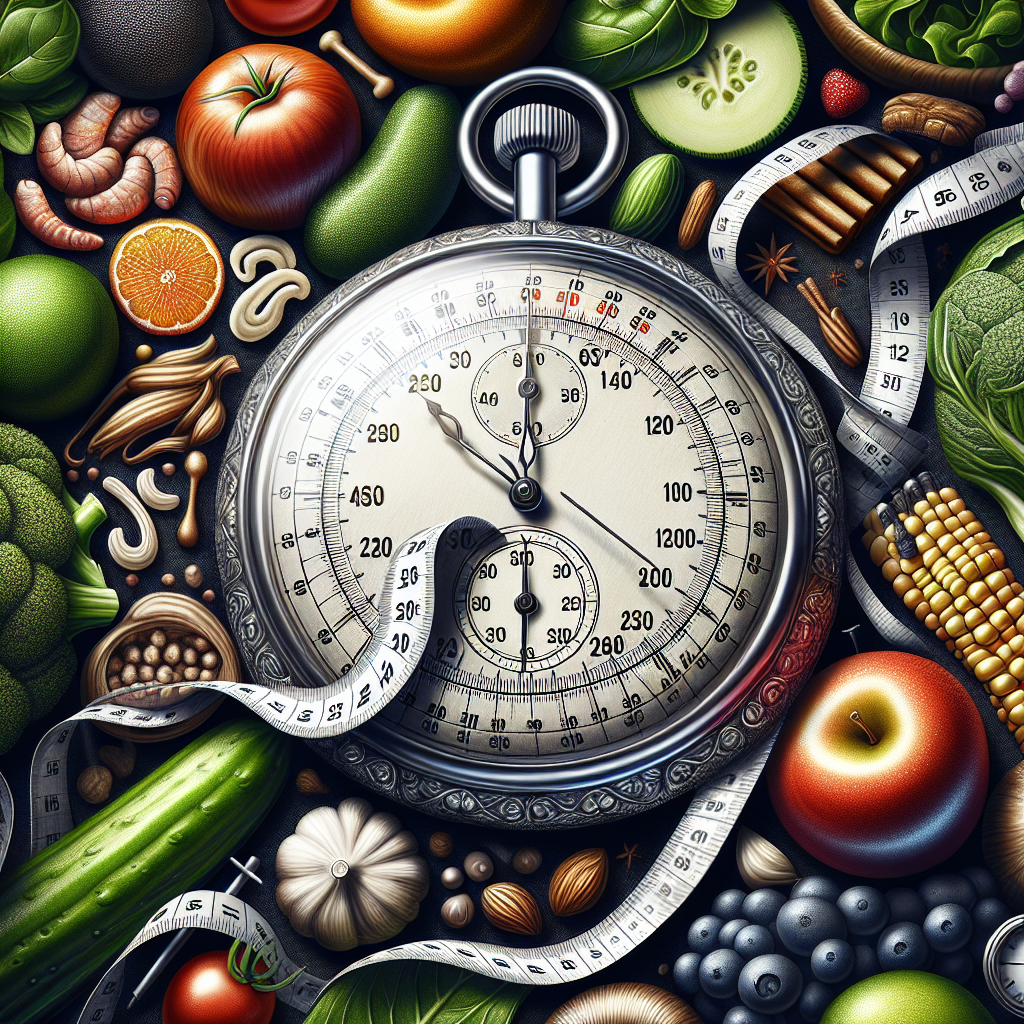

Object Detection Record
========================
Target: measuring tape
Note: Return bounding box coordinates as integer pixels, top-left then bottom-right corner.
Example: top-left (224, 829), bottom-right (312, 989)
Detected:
top-left (70, 729), bottom-right (775, 1022)
top-left (708, 120), bottom-right (1024, 526)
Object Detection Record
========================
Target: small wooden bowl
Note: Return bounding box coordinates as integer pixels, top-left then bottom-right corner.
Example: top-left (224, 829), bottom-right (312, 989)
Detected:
top-left (82, 592), bottom-right (234, 742)
top-left (807, 0), bottom-right (1011, 103)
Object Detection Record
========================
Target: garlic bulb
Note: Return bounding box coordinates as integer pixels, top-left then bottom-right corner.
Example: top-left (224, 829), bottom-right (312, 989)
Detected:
top-left (545, 983), bottom-right (700, 1024)
top-left (275, 796), bottom-right (429, 951)
top-left (735, 826), bottom-right (800, 889)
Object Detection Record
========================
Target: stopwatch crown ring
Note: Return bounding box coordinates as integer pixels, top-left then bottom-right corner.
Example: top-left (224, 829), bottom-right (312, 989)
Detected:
top-left (494, 103), bottom-right (580, 172)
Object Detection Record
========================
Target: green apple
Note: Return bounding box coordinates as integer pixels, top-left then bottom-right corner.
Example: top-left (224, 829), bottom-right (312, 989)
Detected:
top-left (821, 971), bottom-right (994, 1024)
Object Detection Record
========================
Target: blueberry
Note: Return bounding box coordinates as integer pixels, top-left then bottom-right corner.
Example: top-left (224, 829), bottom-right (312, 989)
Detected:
top-left (837, 886), bottom-right (889, 937)
top-left (690, 915), bottom-right (725, 955)
top-left (723, 1008), bottom-right (773, 1024)
top-left (694, 991), bottom-right (728, 1024)
top-left (924, 902), bottom-right (973, 953)
top-left (970, 896), bottom-right (1011, 961)
top-left (715, 889), bottom-right (750, 920)
top-left (701, 948), bottom-right (745, 999)
top-left (735, 924), bottom-right (775, 960)
top-left (743, 889), bottom-right (788, 927)
top-left (851, 942), bottom-right (880, 982)
top-left (738, 954), bottom-right (804, 1013)
top-left (959, 866), bottom-right (998, 902)
top-left (776, 897), bottom-right (848, 956)
top-left (919, 873), bottom-right (977, 912)
top-left (931, 948), bottom-right (973, 985)
top-left (791, 876), bottom-right (842, 903)
top-left (810, 938), bottom-right (854, 983)
top-left (877, 921), bottom-right (929, 971)
top-left (720, 919), bottom-right (752, 949)
top-left (884, 886), bottom-right (926, 927)
top-left (673, 951), bottom-right (703, 994)
top-left (799, 981), bottom-right (837, 1023)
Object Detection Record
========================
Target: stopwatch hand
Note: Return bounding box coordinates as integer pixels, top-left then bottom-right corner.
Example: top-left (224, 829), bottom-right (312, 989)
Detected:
top-left (422, 396), bottom-right (517, 486)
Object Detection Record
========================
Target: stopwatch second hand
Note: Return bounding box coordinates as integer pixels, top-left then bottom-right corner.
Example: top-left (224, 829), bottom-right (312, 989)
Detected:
top-left (517, 291), bottom-right (538, 478)
top-left (513, 536), bottom-right (538, 674)
top-left (560, 491), bottom-right (660, 570)
top-left (421, 396), bottom-right (516, 486)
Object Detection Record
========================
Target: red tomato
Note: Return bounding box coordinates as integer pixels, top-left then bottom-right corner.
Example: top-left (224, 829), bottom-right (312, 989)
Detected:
top-left (226, 0), bottom-right (339, 36)
top-left (176, 44), bottom-right (360, 230)
top-left (162, 950), bottom-right (275, 1024)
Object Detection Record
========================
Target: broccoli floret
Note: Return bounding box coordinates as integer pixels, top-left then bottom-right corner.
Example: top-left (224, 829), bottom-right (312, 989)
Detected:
top-left (0, 464), bottom-right (76, 567)
top-left (0, 563), bottom-right (67, 672)
top-left (16, 642), bottom-right (76, 719)
top-left (0, 664), bottom-right (31, 755)
top-left (0, 424), bottom-right (62, 497)
top-left (0, 542), bottom-right (30, 619)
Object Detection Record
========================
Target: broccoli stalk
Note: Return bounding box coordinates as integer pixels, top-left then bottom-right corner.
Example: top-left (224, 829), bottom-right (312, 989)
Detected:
top-left (58, 488), bottom-right (118, 639)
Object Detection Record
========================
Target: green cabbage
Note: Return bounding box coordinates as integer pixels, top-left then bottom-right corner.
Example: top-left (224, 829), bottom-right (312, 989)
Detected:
top-left (929, 215), bottom-right (1024, 539)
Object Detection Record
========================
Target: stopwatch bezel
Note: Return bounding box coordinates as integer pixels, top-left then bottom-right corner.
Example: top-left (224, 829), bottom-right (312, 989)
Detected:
top-left (217, 220), bottom-right (843, 826)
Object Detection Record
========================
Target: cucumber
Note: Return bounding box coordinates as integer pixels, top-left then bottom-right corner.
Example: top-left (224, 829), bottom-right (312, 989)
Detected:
top-left (608, 153), bottom-right (684, 241)
top-left (630, 0), bottom-right (806, 160)
top-left (304, 85), bottom-right (462, 281)
top-left (0, 719), bottom-right (289, 1024)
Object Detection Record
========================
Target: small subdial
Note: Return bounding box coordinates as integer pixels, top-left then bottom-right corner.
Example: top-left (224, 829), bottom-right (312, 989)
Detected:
top-left (472, 342), bottom-right (586, 446)
top-left (454, 528), bottom-right (598, 673)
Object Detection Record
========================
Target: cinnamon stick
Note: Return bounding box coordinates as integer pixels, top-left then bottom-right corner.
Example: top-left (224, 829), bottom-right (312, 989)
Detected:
top-left (870, 133), bottom-right (924, 174)
top-left (797, 162), bottom-right (876, 221)
top-left (844, 136), bottom-right (910, 186)
top-left (762, 187), bottom-right (846, 253)
top-left (820, 147), bottom-right (891, 204)
top-left (797, 277), bottom-right (863, 367)
top-left (775, 174), bottom-right (859, 236)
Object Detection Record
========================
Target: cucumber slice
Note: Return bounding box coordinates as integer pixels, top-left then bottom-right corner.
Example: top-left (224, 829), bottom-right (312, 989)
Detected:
top-left (630, 0), bottom-right (807, 160)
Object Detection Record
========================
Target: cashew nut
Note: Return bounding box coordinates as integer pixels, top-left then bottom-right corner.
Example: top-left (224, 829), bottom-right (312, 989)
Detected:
top-left (230, 267), bottom-right (311, 343)
top-left (136, 468), bottom-right (180, 511)
top-left (229, 235), bottom-right (297, 282)
top-left (102, 477), bottom-right (159, 569)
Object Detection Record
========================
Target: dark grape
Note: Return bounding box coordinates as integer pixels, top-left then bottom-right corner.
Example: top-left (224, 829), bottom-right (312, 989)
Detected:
top-left (851, 943), bottom-right (880, 982)
top-left (970, 897), bottom-right (1011, 961)
top-left (693, 991), bottom-right (730, 1024)
top-left (877, 921), bottom-right (929, 971)
top-left (738, 954), bottom-right (804, 1013)
top-left (720, 919), bottom-right (752, 949)
top-left (837, 886), bottom-right (889, 936)
top-left (673, 951), bottom-right (703, 994)
top-left (714, 889), bottom-right (750, 920)
top-left (776, 897), bottom-right (848, 956)
top-left (690, 915), bottom-right (725, 955)
top-left (959, 866), bottom-right (998, 901)
top-left (735, 924), bottom-right (775, 960)
top-left (931, 948), bottom-right (973, 985)
top-left (884, 887), bottom-right (926, 927)
top-left (723, 1007), bottom-right (773, 1024)
top-left (743, 889), bottom-right (788, 927)
top-left (810, 937), bottom-right (854, 983)
top-left (791, 876), bottom-right (842, 903)
top-left (799, 981), bottom-right (837, 1023)
top-left (919, 874), bottom-right (977, 912)
top-left (701, 948), bottom-right (745, 999)
top-left (923, 903), bottom-right (973, 953)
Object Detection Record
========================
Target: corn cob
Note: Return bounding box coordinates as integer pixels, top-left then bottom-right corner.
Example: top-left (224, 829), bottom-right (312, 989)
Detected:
top-left (861, 471), bottom-right (1024, 749)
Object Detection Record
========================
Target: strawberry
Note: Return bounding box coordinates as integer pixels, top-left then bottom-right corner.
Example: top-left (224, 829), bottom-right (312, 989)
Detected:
top-left (821, 69), bottom-right (869, 118)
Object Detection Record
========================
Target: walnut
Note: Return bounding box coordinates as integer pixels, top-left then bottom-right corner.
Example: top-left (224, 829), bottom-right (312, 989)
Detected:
top-left (882, 94), bottom-right (985, 148)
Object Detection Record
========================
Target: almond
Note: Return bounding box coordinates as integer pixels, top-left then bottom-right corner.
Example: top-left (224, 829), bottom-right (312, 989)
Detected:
top-left (676, 179), bottom-right (717, 251)
top-left (548, 847), bottom-right (609, 917)
top-left (481, 882), bottom-right (543, 936)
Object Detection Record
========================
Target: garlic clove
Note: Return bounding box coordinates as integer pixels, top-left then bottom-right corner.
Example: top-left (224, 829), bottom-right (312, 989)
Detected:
top-left (735, 826), bottom-right (800, 889)
top-left (313, 885), bottom-right (359, 952)
top-left (335, 797), bottom-right (376, 858)
top-left (359, 828), bottom-right (421, 866)
top-left (275, 872), bottom-right (330, 938)
top-left (349, 809), bottom-right (404, 861)
top-left (294, 804), bottom-right (350, 855)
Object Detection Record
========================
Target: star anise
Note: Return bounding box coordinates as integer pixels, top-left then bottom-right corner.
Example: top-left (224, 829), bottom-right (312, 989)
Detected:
top-left (829, 269), bottom-right (847, 287)
top-left (744, 235), bottom-right (799, 297)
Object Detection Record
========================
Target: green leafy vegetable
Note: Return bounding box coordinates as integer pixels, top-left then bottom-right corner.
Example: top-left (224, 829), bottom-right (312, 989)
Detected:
top-left (929, 215), bottom-right (1024, 540)
top-left (555, 0), bottom-right (742, 90)
top-left (303, 962), bottom-right (530, 1024)
top-left (0, 98), bottom-right (31, 152)
top-left (851, 0), bottom-right (1022, 67)
top-left (0, 0), bottom-right (79, 101)
top-left (24, 67), bottom-right (84, 122)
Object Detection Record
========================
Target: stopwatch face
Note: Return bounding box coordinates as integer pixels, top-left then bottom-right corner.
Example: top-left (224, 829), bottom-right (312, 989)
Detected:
top-left (219, 224), bottom-right (840, 825)
top-left (985, 916), bottom-right (1024, 1017)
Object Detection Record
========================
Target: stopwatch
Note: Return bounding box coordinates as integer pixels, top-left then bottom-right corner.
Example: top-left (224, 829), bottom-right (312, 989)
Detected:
top-left (986, 915), bottom-right (1024, 1017)
top-left (216, 68), bottom-right (843, 826)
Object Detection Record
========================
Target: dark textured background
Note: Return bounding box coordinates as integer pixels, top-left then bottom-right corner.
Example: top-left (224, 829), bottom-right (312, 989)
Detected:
top-left (1, 0), bottom-right (1023, 1020)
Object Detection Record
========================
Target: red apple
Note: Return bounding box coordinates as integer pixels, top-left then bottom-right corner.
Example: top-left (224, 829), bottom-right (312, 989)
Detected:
top-left (767, 651), bottom-right (989, 878)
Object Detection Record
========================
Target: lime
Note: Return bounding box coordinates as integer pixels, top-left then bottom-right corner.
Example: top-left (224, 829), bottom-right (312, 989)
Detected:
top-left (821, 971), bottom-right (994, 1024)
top-left (0, 255), bottom-right (119, 423)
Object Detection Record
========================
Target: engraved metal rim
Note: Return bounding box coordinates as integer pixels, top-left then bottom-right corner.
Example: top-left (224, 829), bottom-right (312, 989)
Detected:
top-left (457, 66), bottom-right (629, 217)
top-left (984, 915), bottom-right (1024, 1017)
top-left (216, 220), bottom-right (842, 825)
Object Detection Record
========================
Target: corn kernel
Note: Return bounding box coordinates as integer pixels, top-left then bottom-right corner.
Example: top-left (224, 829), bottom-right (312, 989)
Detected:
top-left (946, 639), bottom-right (957, 651)
top-left (991, 673), bottom-right (1018, 697)
top-left (962, 561), bottom-right (982, 583)
top-left (937, 534), bottom-right (958, 554)
top-left (976, 552), bottom-right (996, 575)
top-left (881, 559), bottom-right (901, 582)
top-left (934, 503), bottom-right (951, 519)
top-left (1011, 635), bottom-right (1024, 655)
top-left (998, 708), bottom-right (1009, 722)
top-left (946, 615), bottom-right (969, 638)
top-left (993, 549), bottom-right (1008, 570)
top-left (953, 595), bottom-right (973, 614)
top-left (900, 558), bottom-right (921, 574)
top-left (967, 581), bottom-right (993, 604)
top-left (929, 591), bottom-right (953, 613)
top-left (916, 533), bottom-right (936, 553)
top-left (991, 609), bottom-right (1013, 632)
top-left (915, 569), bottom-right (934, 588)
top-left (904, 515), bottom-right (924, 536)
top-left (925, 613), bottom-right (939, 630)
top-left (915, 602), bottom-right (930, 621)
top-left (966, 520), bottom-right (985, 536)
top-left (950, 577), bottom-right (968, 597)
top-left (965, 646), bottom-right (988, 666)
top-left (976, 656), bottom-right (1005, 681)
top-left (914, 499), bottom-right (932, 517)
top-left (942, 487), bottom-right (961, 502)
top-left (1004, 688), bottom-right (1024, 709)
top-left (965, 607), bottom-right (986, 630)
top-left (893, 574), bottom-right (914, 598)
top-left (1010, 704), bottom-right (1024, 727)
top-left (948, 497), bottom-right (966, 514)
top-left (973, 622), bottom-right (1000, 646)
top-left (922, 507), bottom-right (939, 525)
top-left (923, 548), bottom-right (945, 570)
top-left (925, 519), bottom-right (946, 539)
top-left (981, 595), bottom-right (1002, 617)
top-left (904, 588), bottom-right (924, 609)
top-left (1014, 724), bottom-right (1024, 744)
top-left (996, 644), bottom-right (1015, 663)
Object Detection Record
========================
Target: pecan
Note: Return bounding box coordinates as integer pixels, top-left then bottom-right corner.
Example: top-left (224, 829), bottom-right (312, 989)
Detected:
top-left (882, 93), bottom-right (985, 148)
top-left (677, 179), bottom-right (717, 250)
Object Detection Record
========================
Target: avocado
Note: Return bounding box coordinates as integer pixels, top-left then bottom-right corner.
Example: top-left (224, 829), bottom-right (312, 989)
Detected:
top-left (72, 0), bottom-right (214, 100)
top-left (820, 971), bottom-right (994, 1024)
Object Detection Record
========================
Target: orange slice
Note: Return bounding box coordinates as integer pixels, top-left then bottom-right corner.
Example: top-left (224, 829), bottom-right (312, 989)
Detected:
top-left (110, 219), bottom-right (225, 336)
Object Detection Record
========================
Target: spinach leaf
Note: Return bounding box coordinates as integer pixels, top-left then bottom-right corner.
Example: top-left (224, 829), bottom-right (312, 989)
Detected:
top-left (0, 98), bottom-right (33, 152)
top-left (303, 962), bottom-right (530, 1024)
top-left (680, 0), bottom-right (736, 18)
top-left (0, 149), bottom-right (14, 261)
top-left (24, 68), bottom-right (84, 121)
top-left (555, 0), bottom-right (709, 90)
top-left (0, 0), bottom-right (79, 102)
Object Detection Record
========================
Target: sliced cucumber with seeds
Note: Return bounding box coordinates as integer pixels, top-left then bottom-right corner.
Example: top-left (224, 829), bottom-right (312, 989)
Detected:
top-left (630, 0), bottom-right (806, 160)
